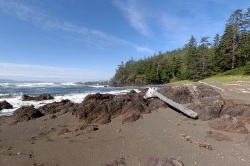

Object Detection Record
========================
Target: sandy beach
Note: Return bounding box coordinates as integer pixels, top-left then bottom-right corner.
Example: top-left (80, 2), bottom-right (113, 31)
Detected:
top-left (1, 82), bottom-right (250, 166)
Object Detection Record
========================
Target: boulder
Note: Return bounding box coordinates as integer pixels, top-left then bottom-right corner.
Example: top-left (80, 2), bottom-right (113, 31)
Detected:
top-left (12, 105), bottom-right (44, 122)
top-left (159, 84), bottom-right (220, 104)
top-left (38, 99), bottom-right (76, 115)
top-left (75, 90), bottom-right (150, 125)
top-left (208, 114), bottom-right (249, 134)
top-left (82, 93), bottom-right (114, 105)
top-left (220, 105), bottom-right (250, 117)
top-left (147, 98), bottom-right (168, 111)
top-left (0, 100), bottom-right (13, 110)
top-left (22, 93), bottom-right (54, 101)
top-left (159, 85), bottom-right (195, 104)
top-left (187, 95), bottom-right (224, 121)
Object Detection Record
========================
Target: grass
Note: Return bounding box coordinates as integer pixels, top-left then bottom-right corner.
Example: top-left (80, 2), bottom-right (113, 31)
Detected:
top-left (168, 64), bottom-right (250, 84)
top-left (202, 66), bottom-right (250, 83)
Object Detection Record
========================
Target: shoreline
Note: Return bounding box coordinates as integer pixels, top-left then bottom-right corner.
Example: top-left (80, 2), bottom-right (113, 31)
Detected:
top-left (1, 82), bottom-right (250, 165)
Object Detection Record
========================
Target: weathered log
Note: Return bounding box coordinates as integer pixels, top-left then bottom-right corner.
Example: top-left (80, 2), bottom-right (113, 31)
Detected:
top-left (145, 87), bottom-right (198, 118)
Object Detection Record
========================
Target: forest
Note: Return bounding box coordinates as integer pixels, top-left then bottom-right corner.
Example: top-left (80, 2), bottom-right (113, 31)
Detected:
top-left (111, 7), bottom-right (250, 85)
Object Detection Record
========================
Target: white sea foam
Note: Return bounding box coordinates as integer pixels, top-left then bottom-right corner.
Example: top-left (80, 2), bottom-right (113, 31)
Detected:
top-left (16, 82), bottom-right (57, 87)
top-left (0, 86), bottom-right (140, 116)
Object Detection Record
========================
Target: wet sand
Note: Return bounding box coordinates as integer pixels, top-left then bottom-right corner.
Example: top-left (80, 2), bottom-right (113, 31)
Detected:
top-left (1, 82), bottom-right (250, 166)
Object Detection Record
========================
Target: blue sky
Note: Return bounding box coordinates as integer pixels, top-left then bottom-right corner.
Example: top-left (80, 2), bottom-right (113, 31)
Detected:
top-left (0, 0), bottom-right (249, 82)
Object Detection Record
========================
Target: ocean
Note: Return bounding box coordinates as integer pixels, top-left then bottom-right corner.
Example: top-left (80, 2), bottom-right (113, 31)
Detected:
top-left (0, 82), bottom-right (139, 116)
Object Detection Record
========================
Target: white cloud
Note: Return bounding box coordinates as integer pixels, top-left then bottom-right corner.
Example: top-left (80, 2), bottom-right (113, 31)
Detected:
top-left (135, 46), bottom-right (154, 54)
top-left (113, 0), bottom-right (151, 36)
top-left (0, 0), bottom-right (153, 53)
top-left (0, 63), bottom-right (114, 82)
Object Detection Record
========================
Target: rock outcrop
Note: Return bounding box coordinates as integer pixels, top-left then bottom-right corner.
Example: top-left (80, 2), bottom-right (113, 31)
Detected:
top-left (12, 105), bottom-right (44, 122)
top-left (159, 84), bottom-right (220, 104)
top-left (0, 100), bottom-right (13, 110)
top-left (22, 93), bottom-right (54, 101)
top-left (38, 99), bottom-right (77, 115)
top-left (75, 90), bottom-right (151, 125)
top-left (220, 105), bottom-right (250, 117)
top-left (187, 95), bottom-right (224, 121)
top-left (208, 114), bottom-right (249, 134)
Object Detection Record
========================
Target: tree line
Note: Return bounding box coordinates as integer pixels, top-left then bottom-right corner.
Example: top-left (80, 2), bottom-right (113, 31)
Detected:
top-left (112, 7), bottom-right (250, 85)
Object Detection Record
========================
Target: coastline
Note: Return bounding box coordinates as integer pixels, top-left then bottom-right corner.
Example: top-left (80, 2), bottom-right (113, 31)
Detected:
top-left (1, 82), bottom-right (250, 165)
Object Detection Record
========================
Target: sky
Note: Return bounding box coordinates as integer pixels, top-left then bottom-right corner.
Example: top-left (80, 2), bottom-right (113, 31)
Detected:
top-left (0, 0), bottom-right (249, 82)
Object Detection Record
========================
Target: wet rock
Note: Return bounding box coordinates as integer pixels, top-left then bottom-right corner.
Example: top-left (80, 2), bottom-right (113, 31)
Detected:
top-left (208, 114), bottom-right (249, 134)
top-left (12, 105), bottom-right (44, 122)
top-left (187, 95), bottom-right (224, 121)
top-left (22, 93), bottom-right (54, 101)
top-left (75, 90), bottom-right (150, 125)
top-left (147, 157), bottom-right (185, 166)
top-left (0, 100), bottom-right (13, 110)
top-left (38, 99), bottom-right (76, 115)
top-left (82, 93), bottom-right (114, 105)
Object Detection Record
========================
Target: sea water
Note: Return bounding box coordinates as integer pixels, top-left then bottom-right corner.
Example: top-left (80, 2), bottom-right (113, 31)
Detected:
top-left (0, 82), bottom-right (139, 116)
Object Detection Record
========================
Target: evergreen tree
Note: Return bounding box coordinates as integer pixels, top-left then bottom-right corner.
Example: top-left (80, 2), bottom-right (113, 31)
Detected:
top-left (226, 9), bottom-right (243, 69)
top-left (212, 34), bottom-right (221, 72)
top-left (197, 36), bottom-right (212, 79)
top-left (186, 36), bottom-right (199, 81)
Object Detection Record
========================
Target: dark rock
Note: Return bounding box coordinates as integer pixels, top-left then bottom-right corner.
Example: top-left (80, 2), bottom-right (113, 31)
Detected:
top-left (187, 95), bottom-right (224, 121)
top-left (75, 91), bottom-right (150, 125)
top-left (38, 99), bottom-right (76, 115)
top-left (0, 100), bottom-right (13, 110)
top-left (36, 93), bottom-right (54, 100)
top-left (74, 82), bottom-right (83, 85)
top-left (83, 93), bottom-right (114, 105)
top-left (159, 84), bottom-right (220, 104)
top-left (195, 84), bottom-right (221, 98)
top-left (147, 157), bottom-right (185, 166)
top-left (220, 105), bottom-right (250, 117)
top-left (159, 85), bottom-right (195, 104)
top-left (22, 93), bottom-right (54, 101)
top-left (147, 98), bottom-right (168, 111)
top-left (12, 105), bottom-right (44, 122)
top-left (208, 114), bottom-right (249, 134)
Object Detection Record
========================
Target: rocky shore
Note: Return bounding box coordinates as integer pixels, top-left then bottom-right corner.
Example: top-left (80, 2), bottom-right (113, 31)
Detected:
top-left (1, 82), bottom-right (250, 165)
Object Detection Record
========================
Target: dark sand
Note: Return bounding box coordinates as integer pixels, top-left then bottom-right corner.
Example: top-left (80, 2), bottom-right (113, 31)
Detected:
top-left (1, 82), bottom-right (250, 166)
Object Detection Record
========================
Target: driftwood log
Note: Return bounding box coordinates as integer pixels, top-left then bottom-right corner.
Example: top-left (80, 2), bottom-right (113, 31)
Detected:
top-left (145, 87), bottom-right (198, 118)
